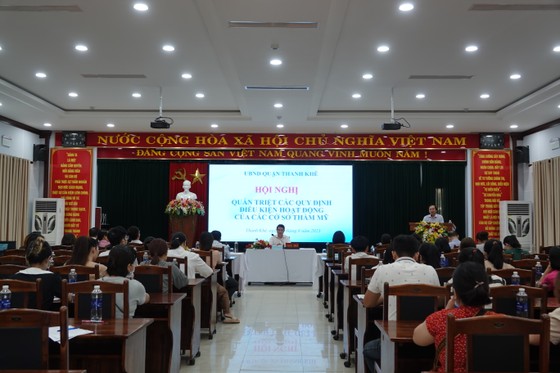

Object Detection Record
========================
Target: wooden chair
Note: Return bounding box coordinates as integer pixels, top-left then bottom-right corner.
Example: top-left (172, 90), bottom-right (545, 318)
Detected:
top-left (52, 249), bottom-right (73, 256)
top-left (328, 243), bottom-right (350, 263)
top-left (489, 285), bottom-right (547, 319)
top-left (383, 282), bottom-right (451, 321)
top-left (0, 255), bottom-right (28, 266)
top-left (348, 256), bottom-right (379, 281)
top-left (0, 264), bottom-right (27, 278)
top-left (51, 244), bottom-right (73, 251)
top-left (134, 264), bottom-right (173, 293)
top-left (341, 251), bottom-right (353, 273)
top-left (193, 250), bottom-right (214, 270)
top-left (4, 248), bottom-right (26, 256)
top-left (127, 242), bottom-right (144, 250)
top-left (0, 278), bottom-right (42, 309)
top-left (96, 254), bottom-right (110, 265)
top-left (445, 313), bottom-right (550, 373)
top-left (443, 251), bottom-right (459, 267)
top-left (360, 267), bottom-right (376, 294)
top-left (0, 306), bottom-right (69, 370)
top-left (540, 245), bottom-right (556, 255)
top-left (51, 264), bottom-right (100, 281)
top-left (513, 259), bottom-right (549, 271)
top-left (52, 255), bottom-right (72, 267)
top-left (166, 256), bottom-right (188, 280)
top-left (373, 243), bottom-right (390, 257)
top-left (61, 279), bottom-right (129, 320)
top-left (503, 253), bottom-right (513, 264)
top-left (523, 253), bottom-right (548, 260)
top-left (213, 246), bottom-right (226, 262)
top-left (490, 268), bottom-right (534, 286)
top-left (435, 267), bottom-right (456, 286)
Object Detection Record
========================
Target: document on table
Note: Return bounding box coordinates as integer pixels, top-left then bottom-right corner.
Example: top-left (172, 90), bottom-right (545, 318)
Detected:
top-left (49, 325), bottom-right (93, 342)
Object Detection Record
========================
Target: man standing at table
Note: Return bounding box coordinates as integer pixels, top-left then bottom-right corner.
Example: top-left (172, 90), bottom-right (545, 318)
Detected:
top-left (269, 224), bottom-right (291, 246)
top-left (362, 234), bottom-right (439, 371)
top-left (423, 204), bottom-right (444, 223)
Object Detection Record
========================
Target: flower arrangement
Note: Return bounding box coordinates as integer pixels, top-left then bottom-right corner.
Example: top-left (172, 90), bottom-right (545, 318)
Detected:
top-left (249, 239), bottom-right (271, 249)
top-left (414, 221), bottom-right (448, 243)
top-left (165, 198), bottom-right (205, 216)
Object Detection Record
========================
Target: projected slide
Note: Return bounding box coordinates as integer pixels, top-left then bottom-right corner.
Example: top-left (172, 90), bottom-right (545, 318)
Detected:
top-left (208, 164), bottom-right (353, 243)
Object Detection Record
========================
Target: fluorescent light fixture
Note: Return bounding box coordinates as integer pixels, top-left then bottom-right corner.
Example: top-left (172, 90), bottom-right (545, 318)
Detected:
top-left (465, 45), bottom-right (478, 52)
top-left (270, 58), bottom-right (282, 66)
top-left (446, 124), bottom-right (454, 129)
top-left (181, 73), bottom-right (192, 79)
top-left (132, 92), bottom-right (141, 98)
top-left (43, 123), bottom-right (52, 127)
top-left (399, 3), bottom-right (414, 12)
top-left (35, 72), bottom-right (47, 78)
top-left (68, 92), bottom-right (78, 97)
top-left (377, 45), bottom-right (390, 53)
top-left (553, 45), bottom-right (560, 53)
top-left (195, 92), bottom-right (205, 98)
top-left (352, 93), bottom-right (362, 99)
top-left (480, 93), bottom-right (490, 99)
top-left (211, 123), bottom-right (218, 128)
top-left (416, 93), bottom-right (425, 99)
top-left (276, 124), bottom-right (284, 128)
top-left (133, 3), bottom-right (149, 11)
top-left (162, 45), bottom-right (175, 52)
top-left (274, 103), bottom-right (283, 108)
top-left (362, 73), bottom-right (374, 80)
top-left (75, 44), bottom-right (88, 52)
top-left (340, 124), bottom-right (349, 129)
top-left (107, 123), bottom-right (115, 128)
top-left (510, 124), bottom-right (519, 129)
top-left (510, 73), bottom-right (521, 80)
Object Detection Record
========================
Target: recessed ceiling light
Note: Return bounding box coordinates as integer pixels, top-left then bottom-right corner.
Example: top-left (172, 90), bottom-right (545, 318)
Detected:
top-left (352, 93), bottom-right (362, 99)
top-left (362, 73), bottom-right (374, 80)
top-left (68, 92), bottom-right (78, 97)
top-left (107, 123), bottom-right (115, 128)
top-left (446, 124), bottom-right (455, 129)
top-left (377, 45), bottom-right (390, 53)
top-left (465, 45), bottom-right (478, 52)
top-left (0, 46), bottom-right (3, 51)
top-left (133, 3), bottom-right (149, 11)
top-left (132, 92), bottom-right (141, 98)
top-left (270, 58), bottom-right (282, 66)
top-left (211, 123), bottom-right (218, 128)
top-left (558, 104), bottom-right (560, 109)
top-left (510, 124), bottom-right (519, 129)
top-left (35, 72), bottom-right (47, 78)
top-left (43, 123), bottom-right (52, 127)
top-left (0, 102), bottom-right (2, 106)
top-left (340, 124), bottom-right (349, 129)
top-left (195, 92), bottom-right (205, 98)
top-left (553, 45), bottom-right (560, 53)
top-left (276, 124), bottom-right (284, 128)
top-left (480, 93), bottom-right (490, 99)
top-left (75, 44), bottom-right (88, 52)
top-left (416, 93), bottom-right (425, 99)
top-left (162, 45), bottom-right (175, 52)
top-left (510, 73), bottom-right (521, 80)
top-left (181, 73), bottom-right (192, 79)
top-left (399, 3), bottom-right (414, 12)
top-left (274, 103), bottom-right (283, 108)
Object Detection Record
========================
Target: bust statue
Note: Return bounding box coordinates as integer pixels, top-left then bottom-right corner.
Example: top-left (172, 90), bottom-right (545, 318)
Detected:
top-left (176, 180), bottom-right (198, 200)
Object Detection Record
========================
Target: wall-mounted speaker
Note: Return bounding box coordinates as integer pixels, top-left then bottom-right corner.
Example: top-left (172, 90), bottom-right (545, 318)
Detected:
top-left (515, 145), bottom-right (530, 164)
top-left (33, 144), bottom-right (47, 162)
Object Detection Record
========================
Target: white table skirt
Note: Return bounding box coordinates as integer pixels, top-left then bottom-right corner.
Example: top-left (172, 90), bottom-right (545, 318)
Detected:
top-left (240, 248), bottom-right (320, 285)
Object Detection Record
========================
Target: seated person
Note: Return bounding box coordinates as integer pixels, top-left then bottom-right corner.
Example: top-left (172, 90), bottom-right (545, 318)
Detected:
top-left (419, 242), bottom-right (440, 269)
top-left (269, 224), bottom-right (290, 246)
top-left (448, 231), bottom-right (461, 249)
top-left (97, 229), bottom-right (110, 249)
top-left (147, 238), bottom-right (188, 292)
top-left (413, 261), bottom-right (494, 372)
top-left (530, 270), bottom-right (560, 345)
top-left (475, 231), bottom-right (489, 251)
top-left (211, 230), bottom-right (231, 258)
top-left (483, 239), bottom-right (514, 271)
top-left (343, 235), bottom-right (376, 278)
top-left (66, 236), bottom-right (107, 278)
top-left (102, 245), bottom-right (149, 318)
top-left (167, 232), bottom-right (213, 279)
top-left (448, 247), bottom-right (506, 288)
top-left (89, 227), bottom-right (100, 239)
top-left (11, 236), bottom-right (62, 310)
top-left (127, 225), bottom-right (142, 245)
top-left (60, 233), bottom-right (76, 246)
top-left (98, 226), bottom-right (127, 257)
top-left (332, 230), bottom-right (346, 244)
top-left (435, 236), bottom-right (451, 254)
top-left (537, 246), bottom-right (560, 293)
top-left (198, 232), bottom-right (240, 323)
top-left (502, 235), bottom-right (529, 260)
top-left (176, 180), bottom-right (197, 200)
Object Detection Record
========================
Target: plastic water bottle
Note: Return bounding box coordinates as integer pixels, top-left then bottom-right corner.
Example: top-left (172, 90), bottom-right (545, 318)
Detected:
top-left (90, 285), bottom-right (103, 322)
top-left (511, 271), bottom-right (520, 285)
top-left (0, 285), bottom-right (11, 310)
top-left (515, 288), bottom-right (529, 317)
top-left (534, 262), bottom-right (543, 283)
top-left (534, 255), bottom-right (540, 260)
top-left (143, 251), bottom-right (149, 264)
top-left (68, 268), bottom-right (78, 284)
top-left (234, 242), bottom-right (239, 252)
top-left (439, 253), bottom-right (448, 267)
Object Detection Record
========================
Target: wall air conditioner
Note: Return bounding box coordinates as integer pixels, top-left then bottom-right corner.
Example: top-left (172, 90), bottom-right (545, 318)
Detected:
top-left (499, 201), bottom-right (532, 251)
top-left (33, 198), bottom-right (65, 246)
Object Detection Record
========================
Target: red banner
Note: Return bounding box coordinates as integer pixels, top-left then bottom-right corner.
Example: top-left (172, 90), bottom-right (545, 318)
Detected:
top-left (98, 148), bottom-right (466, 161)
top-left (56, 132), bottom-right (500, 150)
top-left (471, 150), bottom-right (512, 239)
top-left (49, 148), bottom-right (93, 236)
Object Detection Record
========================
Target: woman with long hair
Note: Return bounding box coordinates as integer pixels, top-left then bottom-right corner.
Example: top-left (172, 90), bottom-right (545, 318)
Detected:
top-left (67, 236), bottom-right (107, 278)
top-left (483, 239), bottom-right (514, 270)
top-left (147, 238), bottom-right (188, 292)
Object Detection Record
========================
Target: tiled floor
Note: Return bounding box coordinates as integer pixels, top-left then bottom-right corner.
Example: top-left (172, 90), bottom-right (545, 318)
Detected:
top-left (180, 284), bottom-right (349, 372)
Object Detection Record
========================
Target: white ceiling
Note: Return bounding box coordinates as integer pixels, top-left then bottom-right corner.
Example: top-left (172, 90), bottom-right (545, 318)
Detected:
top-left (0, 0), bottom-right (560, 134)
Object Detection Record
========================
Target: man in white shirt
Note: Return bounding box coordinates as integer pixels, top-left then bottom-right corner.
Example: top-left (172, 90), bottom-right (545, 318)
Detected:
top-left (422, 204), bottom-right (444, 223)
top-left (344, 235), bottom-right (377, 280)
top-left (363, 234), bottom-right (440, 371)
top-left (269, 224), bottom-right (291, 246)
top-left (167, 232), bottom-right (213, 279)
top-left (211, 230), bottom-right (231, 258)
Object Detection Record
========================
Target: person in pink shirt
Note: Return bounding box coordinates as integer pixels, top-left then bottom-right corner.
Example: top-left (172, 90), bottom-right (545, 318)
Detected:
top-left (538, 246), bottom-right (560, 294)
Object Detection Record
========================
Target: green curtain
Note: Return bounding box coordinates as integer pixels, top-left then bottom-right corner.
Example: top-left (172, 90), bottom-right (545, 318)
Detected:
top-left (97, 160), bottom-right (169, 239)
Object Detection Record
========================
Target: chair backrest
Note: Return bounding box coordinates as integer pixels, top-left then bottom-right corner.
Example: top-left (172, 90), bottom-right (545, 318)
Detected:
top-left (51, 264), bottom-right (100, 281)
top-left (134, 264), bottom-right (173, 293)
top-left (4, 248), bottom-right (26, 256)
top-left (512, 259), bottom-right (549, 270)
top-left (96, 254), bottom-right (110, 265)
top-left (52, 255), bottom-right (72, 267)
top-left (0, 255), bottom-right (28, 266)
top-left (503, 253), bottom-right (513, 264)
top-left (445, 313), bottom-right (550, 373)
top-left (361, 267), bottom-right (377, 294)
top-left (166, 256), bottom-right (188, 277)
top-left (51, 245), bottom-right (73, 251)
top-left (0, 305), bottom-right (69, 369)
top-left (193, 249), bottom-right (214, 270)
top-left (212, 246), bottom-right (225, 262)
top-left (373, 244), bottom-right (390, 257)
top-left (52, 249), bottom-right (73, 257)
top-left (0, 264), bottom-right (28, 279)
top-left (0, 278), bottom-right (42, 309)
top-left (128, 242), bottom-right (144, 249)
top-left (341, 251), bottom-right (353, 273)
top-left (328, 243), bottom-right (350, 262)
top-left (489, 285), bottom-right (547, 319)
top-left (61, 279), bottom-right (129, 320)
top-left (540, 246), bottom-right (555, 255)
top-left (383, 282), bottom-right (450, 321)
top-left (348, 257), bottom-right (379, 281)
top-left (523, 253), bottom-right (548, 260)
top-left (435, 267), bottom-right (456, 286)
top-left (443, 252), bottom-right (459, 267)
top-left (490, 268), bottom-right (534, 286)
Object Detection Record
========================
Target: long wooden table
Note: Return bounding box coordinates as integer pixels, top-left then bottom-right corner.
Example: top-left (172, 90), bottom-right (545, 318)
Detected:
top-left (135, 292), bottom-right (186, 373)
top-left (180, 278), bottom-right (205, 365)
top-left (340, 279), bottom-right (364, 368)
top-left (354, 295), bottom-right (383, 373)
top-left (67, 318), bottom-right (153, 373)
